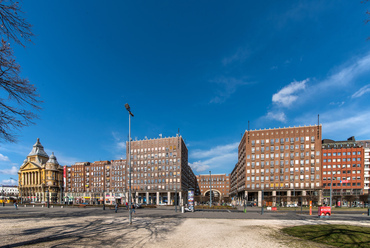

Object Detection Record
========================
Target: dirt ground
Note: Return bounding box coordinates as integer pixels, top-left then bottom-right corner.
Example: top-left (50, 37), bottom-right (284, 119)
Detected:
top-left (2, 213), bottom-right (370, 248)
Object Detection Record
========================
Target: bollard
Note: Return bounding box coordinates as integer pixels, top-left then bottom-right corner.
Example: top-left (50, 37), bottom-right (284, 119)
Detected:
top-left (181, 206), bottom-right (184, 213)
top-left (33, 205), bottom-right (35, 207)
top-left (42, 205), bottom-right (44, 208)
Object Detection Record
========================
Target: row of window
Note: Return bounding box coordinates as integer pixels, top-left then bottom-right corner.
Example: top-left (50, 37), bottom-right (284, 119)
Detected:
top-left (323, 151), bottom-right (361, 156)
top-left (323, 158), bottom-right (361, 162)
top-left (132, 146), bottom-right (176, 153)
top-left (323, 183), bottom-right (361, 187)
top-left (246, 174), bottom-right (320, 182)
top-left (251, 136), bottom-right (316, 145)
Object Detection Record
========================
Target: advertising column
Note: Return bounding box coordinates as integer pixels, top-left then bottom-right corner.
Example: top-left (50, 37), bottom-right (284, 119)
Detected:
top-left (188, 188), bottom-right (194, 212)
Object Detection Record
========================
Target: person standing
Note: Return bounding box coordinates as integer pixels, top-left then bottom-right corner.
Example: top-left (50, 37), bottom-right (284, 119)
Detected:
top-left (14, 202), bottom-right (18, 210)
top-left (115, 202), bottom-right (118, 213)
top-left (131, 202), bottom-right (136, 214)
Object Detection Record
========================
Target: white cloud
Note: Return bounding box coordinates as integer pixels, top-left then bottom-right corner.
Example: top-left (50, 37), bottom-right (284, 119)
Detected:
top-left (0, 166), bottom-right (19, 175)
top-left (1, 178), bottom-right (17, 185)
top-left (189, 142), bottom-right (238, 174)
top-left (314, 54), bottom-right (370, 92)
top-left (0, 154), bottom-right (10, 162)
top-left (209, 77), bottom-right (250, 104)
top-left (272, 79), bottom-right (308, 107)
top-left (322, 111), bottom-right (370, 138)
top-left (266, 111), bottom-right (287, 122)
top-left (352, 84), bottom-right (370, 98)
top-left (110, 131), bottom-right (127, 160)
top-left (188, 161), bottom-right (211, 172)
top-left (190, 142), bottom-right (239, 159)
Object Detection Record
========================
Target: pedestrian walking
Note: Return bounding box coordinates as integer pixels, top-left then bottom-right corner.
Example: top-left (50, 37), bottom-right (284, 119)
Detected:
top-left (131, 203), bottom-right (136, 214)
top-left (115, 202), bottom-right (118, 213)
top-left (125, 202), bottom-right (128, 210)
top-left (14, 202), bottom-right (17, 210)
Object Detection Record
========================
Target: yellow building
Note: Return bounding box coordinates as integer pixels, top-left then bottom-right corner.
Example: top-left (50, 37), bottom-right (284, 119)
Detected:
top-left (18, 138), bottom-right (64, 203)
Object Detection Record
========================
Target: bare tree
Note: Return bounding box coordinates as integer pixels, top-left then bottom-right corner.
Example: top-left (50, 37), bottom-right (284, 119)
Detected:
top-left (0, 0), bottom-right (40, 142)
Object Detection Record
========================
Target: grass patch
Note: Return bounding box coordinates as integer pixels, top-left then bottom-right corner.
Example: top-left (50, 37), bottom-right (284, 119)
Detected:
top-left (282, 224), bottom-right (370, 248)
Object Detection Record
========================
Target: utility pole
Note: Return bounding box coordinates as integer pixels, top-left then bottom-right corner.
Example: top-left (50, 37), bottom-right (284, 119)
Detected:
top-left (125, 103), bottom-right (134, 225)
top-left (209, 171), bottom-right (212, 207)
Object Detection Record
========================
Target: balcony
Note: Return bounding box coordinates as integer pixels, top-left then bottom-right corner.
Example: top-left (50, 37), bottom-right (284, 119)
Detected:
top-left (311, 155), bottom-right (315, 159)
top-left (290, 156), bottom-right (294, 160)
top-left (280, 141), bottom-right (284, 145)
top-left (261, 142), bottom-right (265, 146)
top-left (311, 147), bottom-right (315, 151)
top-left (311, 163), bottom-right (315, 166)
top-left (300, 140), bottom-right (304, 144)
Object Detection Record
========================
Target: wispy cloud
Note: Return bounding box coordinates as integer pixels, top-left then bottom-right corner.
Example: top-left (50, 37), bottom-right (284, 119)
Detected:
top-left (111, 131), bottom-right (126, 160)
top-left (352, 84), bottom-right (370, 98)
top-left (0, 166), bottom-right (18, 175)
top-left (0, 154), bottom-right (10, 162)
top-left (272, 79), bottom-right (308, 107)
top-left (189, 142), bottom-right (238, 173)
top-left (1, 178), bottom-right (17, 185)
top-left (266, 111), bottom-right (287, 122)
top-left (222, 48), bottom-right (250, 66)
top-left (209, 77), bottom-right (250, 104)
top-left (322, 110), bottom-right (370, 138)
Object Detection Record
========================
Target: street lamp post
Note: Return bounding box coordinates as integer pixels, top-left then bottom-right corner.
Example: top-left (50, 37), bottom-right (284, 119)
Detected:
top-left (46, 188), bottom-right (50, 208)
top-left (330, 167), bottom-right (333, 208)
top-left (103, 165), bottom-right (106, 210)
top-left (209, 171), bottom-right (212, 207)
top-left (125, 103), bottom-right (134, 225)
top-left (175, 187), bottom-right (177, 212)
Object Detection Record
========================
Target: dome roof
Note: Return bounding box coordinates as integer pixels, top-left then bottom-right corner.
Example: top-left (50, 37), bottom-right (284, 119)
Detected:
top-left (47, 152), bottom-right (59, 165)
top-left (28, 138), bottom-right (49, 158)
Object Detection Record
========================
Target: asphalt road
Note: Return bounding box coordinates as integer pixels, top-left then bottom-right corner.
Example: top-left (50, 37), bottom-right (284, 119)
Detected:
top-left (1, 204), bottom-right (369, 222)
top-left (1, 205), bottom-right (369, 248)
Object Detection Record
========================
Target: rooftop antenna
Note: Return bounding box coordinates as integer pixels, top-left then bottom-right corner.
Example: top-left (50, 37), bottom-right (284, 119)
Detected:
top-left (248, 120), bottom-right (250, 144)
top-left (317, 114), bottom-right (320, 139)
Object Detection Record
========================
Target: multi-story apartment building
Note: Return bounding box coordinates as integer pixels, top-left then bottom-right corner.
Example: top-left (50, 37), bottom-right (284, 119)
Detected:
top-left (322, 137), bottom-right (365, 206)
top-left (65, 160), bottom-right (127, 204)
top-left (231, 125), bottom-right (322, 207)
top-left (356, 140), bottom-right (370, 194)
top-left (64, 134), bottom-right (195, 205)
top-left (128, 135), bottom-right (196, 205)
top-left (195, 174), bottom-right (230, 202)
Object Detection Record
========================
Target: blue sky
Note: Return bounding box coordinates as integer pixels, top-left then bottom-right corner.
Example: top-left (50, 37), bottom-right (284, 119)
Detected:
top-left (1, 1), bottom-right (370, 185)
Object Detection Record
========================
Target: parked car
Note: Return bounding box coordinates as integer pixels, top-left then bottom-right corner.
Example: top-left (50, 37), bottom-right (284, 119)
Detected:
top-left (287, 203), bottom-right (298, 207)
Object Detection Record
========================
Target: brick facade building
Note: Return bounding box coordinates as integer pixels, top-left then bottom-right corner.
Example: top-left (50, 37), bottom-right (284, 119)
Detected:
top-left (231, 125), bottom-right (323, 207)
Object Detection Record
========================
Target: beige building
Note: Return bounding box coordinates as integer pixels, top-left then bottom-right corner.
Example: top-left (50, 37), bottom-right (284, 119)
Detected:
top-left (18, 138), bottom-right (64, 203)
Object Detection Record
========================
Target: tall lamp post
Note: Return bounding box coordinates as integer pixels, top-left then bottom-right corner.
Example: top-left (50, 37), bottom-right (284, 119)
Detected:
top-left (329, 166), bottom-right (333, 208)
top-left (209, 171), bottom-right (212, 207)
top-left (125, 103), bottom-right (134, 225)
top-left (46, 187), bottom-right (50, 208)
top-left (10, 177), bottom-right (17, 203)
top-left (103, 165), bottom-right (106, 210)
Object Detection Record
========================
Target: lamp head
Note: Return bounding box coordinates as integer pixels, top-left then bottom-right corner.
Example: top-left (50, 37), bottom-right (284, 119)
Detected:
top-left (125, 103), bottom-right (130, 111)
